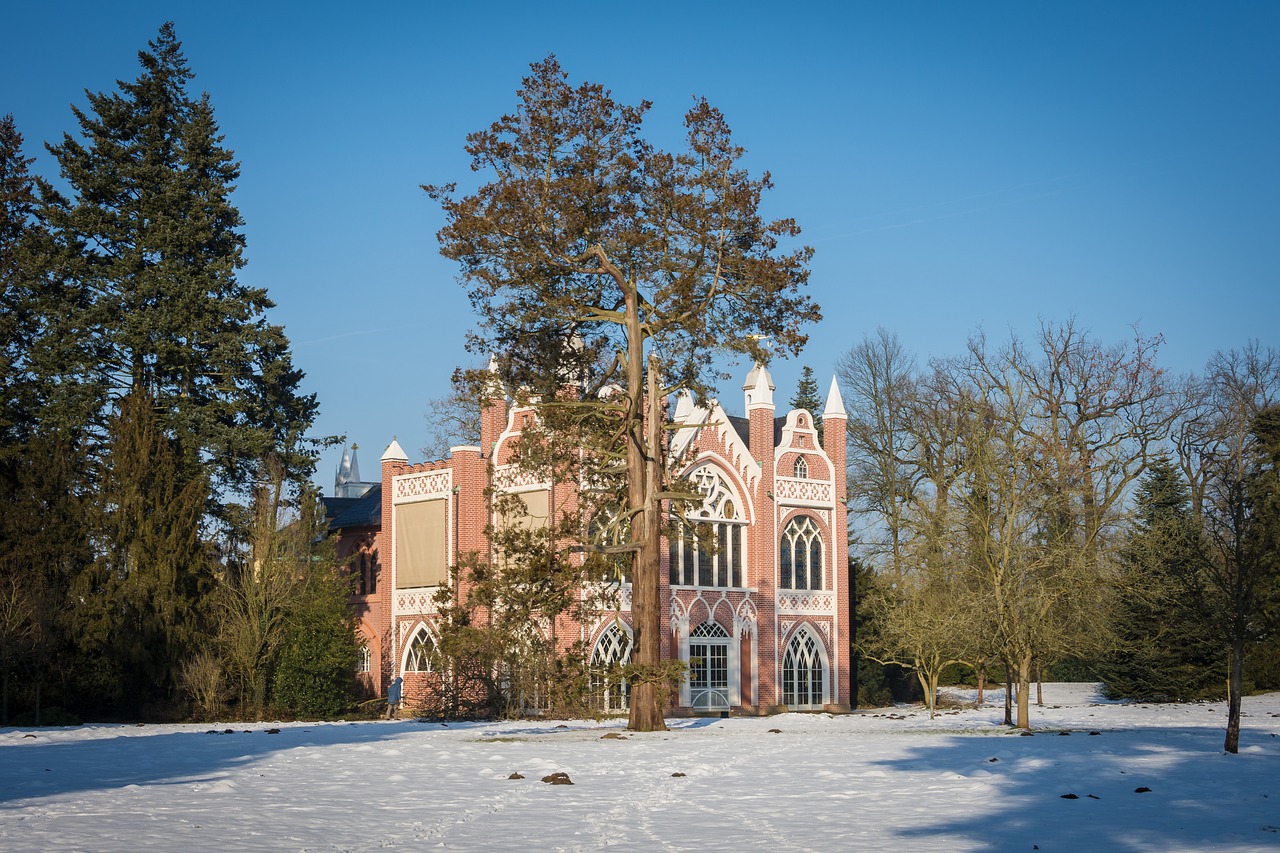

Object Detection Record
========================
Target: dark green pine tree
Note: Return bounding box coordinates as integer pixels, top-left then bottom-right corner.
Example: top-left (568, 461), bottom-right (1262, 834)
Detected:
top-left (37, 22), bottom-right (321, 505)
top-left (0, 113), bottom-right (44, 454)
top-left (1242, 407), bottom-right (1280, 691)
top-left (790, 364), bottom-right (823, 442)
top-left (1103, 457), bottom-right (1224, 701)
top-left (71, 391), bottom-right (211, 710)
top-left (271, 489), bottom-right (359, 718)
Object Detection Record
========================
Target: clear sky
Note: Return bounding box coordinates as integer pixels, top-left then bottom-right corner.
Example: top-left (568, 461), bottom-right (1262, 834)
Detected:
top-left (5, 1), bottom-right (1277, 492)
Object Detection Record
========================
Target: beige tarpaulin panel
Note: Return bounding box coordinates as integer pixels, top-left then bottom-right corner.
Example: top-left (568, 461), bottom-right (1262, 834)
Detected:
top-left (395, 499), bottom-right (448, 588)
top-left (516, 490), bottom-right (549, 529)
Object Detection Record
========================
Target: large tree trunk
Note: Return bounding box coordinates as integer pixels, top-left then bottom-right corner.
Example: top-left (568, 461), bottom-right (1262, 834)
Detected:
top-left (977, 664), bottom-right (986, 707)
top-left (1224, 642), bottom-right (1244, 753)
top-left (626, 349), bottom-right (668, 732)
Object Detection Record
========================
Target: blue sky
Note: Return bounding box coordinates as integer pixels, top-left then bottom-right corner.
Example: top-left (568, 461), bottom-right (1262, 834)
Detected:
top-left (5, 1), bottom-right (1277, 492)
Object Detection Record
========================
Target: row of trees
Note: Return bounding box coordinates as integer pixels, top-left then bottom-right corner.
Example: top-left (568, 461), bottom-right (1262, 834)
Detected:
top-left (0, 25), bottom-right (353, 722)
top-left (844, 325), bottom-right (1279, 752)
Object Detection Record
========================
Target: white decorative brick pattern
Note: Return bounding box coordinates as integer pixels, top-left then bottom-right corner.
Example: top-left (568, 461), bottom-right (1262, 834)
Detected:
top-left (394, 470), bottom-right (452, 501)
top-left (773, 477), bottom-right (833, 503)
top-left (395, 589), bottom-right (440, 615)
top-left (492, 466), bottom-right (547, 491)
top-left (777, 592), bottom-right (835, 614)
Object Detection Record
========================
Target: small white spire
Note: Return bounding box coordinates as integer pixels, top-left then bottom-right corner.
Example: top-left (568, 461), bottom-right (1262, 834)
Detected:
top-left (483, 353), bottom-right (506, 401)
top-left (744, 363), bottom-right (774, 410)
top-left (823, 375), bottom-right (847, 419)
top-left (381, 437), bottom-right (408, 463)
top-left (672, 389), bottom-right (695, 424)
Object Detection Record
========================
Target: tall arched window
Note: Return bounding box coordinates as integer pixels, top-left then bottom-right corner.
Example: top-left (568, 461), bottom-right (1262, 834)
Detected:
top-left (780, 515), bottom-right (823, 590)
top-left (349, 552), bottom-right (367, 595)
top-left (782, 628), bottom-right (826, 708)
top-left (590, 624), bottom-right (632, 712)
top-left (588, 510), bottom-right (631, 584)
top-left (403, 627), bottom-right (435, 672)
top-left (689, 621), bottom-right (730, 710)
top-left (793, 456), bottom-right (808, 479)
top-left (357, 643), bottom-right (372, 673)
top-left (670, 467), bottom-right (746, 588)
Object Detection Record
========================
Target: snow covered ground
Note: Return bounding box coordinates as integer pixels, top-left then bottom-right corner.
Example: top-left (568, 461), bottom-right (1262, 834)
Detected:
top-left (2, 684), bottom-right (1278, 852)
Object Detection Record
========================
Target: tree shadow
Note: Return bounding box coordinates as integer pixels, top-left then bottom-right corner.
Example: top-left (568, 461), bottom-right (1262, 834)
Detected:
top-left (0, 720), bottom-right (412, 805)
top-left (1, 714), bottom-right (726, 805)
top-left (870, 721), bottom-right (1280, 852)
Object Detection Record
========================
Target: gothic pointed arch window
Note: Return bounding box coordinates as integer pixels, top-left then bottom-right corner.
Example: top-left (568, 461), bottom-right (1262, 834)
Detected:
top-left (590, 623), bottom-right (632, 712)
top-left (688, 621), bottom-right (731, 710)
top-left (793, 455), bottom-right (808, 479)
top-left (588, 508), bottom-right (631, 584)
top-left (782, 627), bottom-right (826, 709)
top-left (670, 466), bottom-right (746, 588)
top-left (403, 626), bottom-right (436, 672)
top-left (780, 514), bottom-right (823, 590)
top-left (357, 643), bottom-right (372, 673)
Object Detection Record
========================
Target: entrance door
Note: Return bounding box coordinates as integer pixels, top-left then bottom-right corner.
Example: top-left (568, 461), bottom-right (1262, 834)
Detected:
top-left (689, 621), bottom-right (730, 710)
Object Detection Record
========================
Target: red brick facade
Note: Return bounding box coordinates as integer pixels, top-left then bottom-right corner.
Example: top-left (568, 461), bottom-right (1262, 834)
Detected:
top-left (331, 365), bottom-right (851, 715)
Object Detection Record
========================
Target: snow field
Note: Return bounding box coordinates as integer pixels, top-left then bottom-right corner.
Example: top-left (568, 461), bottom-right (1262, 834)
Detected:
top-left (2, 684), bottom-right (1278, 852)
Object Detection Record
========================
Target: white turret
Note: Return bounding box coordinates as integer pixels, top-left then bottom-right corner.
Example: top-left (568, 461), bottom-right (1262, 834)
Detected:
top-left (381, 438), bottom-right (409, 464)
top-left (823, 375), bottom-right (847, 420)
top-left (743, 363), bottom-right (775, 410)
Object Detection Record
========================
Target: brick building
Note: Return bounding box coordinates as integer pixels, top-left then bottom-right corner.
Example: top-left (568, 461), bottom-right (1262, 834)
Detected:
top-left (327, 362), bottom-right (851, 714)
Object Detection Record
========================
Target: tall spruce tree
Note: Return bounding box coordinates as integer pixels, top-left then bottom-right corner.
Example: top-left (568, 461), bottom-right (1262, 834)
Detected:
top-left (71, 391), bottom-right (211, 710)
top-left (0, 114), bottom-right (40, 451)
top-left (0, 115), bottom-right (97, 720)
top-left (790, 365), bottom-right (823, 441)
top-left (37, 23), bottom-right (320, 505)
top-left (1103, 458), bottom-right (1222, 701)
top-left (19, 25), bottom-right (327, 714)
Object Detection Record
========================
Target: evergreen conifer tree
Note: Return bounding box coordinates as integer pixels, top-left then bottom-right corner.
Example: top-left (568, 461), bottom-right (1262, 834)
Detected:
top-left (71, 391), bottom-right (211, 710)
top-left (37, 23), bottom-right (321, 505)
top-left (1103, 458), bottom-right (1222, 701)
top-left (789, 365), bottom-right (823, 442)
top-left (0, 115), bottom-right (35, 443)
top-left (270, 490), bottom-right (358, 719)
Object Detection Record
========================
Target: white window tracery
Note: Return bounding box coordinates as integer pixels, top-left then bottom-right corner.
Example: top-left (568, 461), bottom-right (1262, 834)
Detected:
top-left (357, 643), bottom-right (372, 673)
top-left (403, 627), bottom-right (435, 672)
top-left (780, 515), bottom-right (823, 590)
top-left (670, 467), bottom-right (746, 588)
top-left (588, 509), bottom-right (631, 584)
top-left (782, 627), bottom-right (826, 708)
top-left (793, 456), bottom-right (808, 479)
top-left (590, 624), bottom-right (632, 712)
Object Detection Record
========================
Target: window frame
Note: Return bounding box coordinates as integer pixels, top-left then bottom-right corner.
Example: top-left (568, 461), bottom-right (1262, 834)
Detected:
top-left (669, 466), bottom-right (747, 589)
top-left (779, 514), bottom-right (824, 590)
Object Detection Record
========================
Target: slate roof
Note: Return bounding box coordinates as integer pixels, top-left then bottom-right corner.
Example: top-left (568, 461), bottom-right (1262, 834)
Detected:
top-left (326, 484), bottom-right (382, 532)
top-left (725, 415), bottom-right (786, 449)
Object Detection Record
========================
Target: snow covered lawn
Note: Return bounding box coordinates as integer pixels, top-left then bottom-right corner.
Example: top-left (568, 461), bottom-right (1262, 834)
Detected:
top-left (3, 684), bottom-right (1278, 852)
